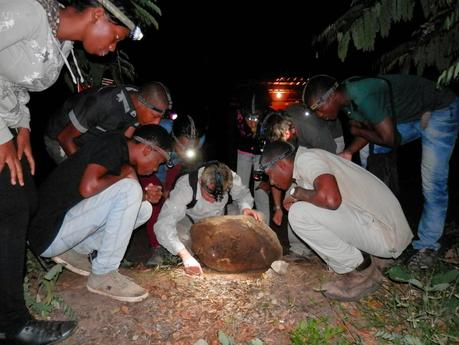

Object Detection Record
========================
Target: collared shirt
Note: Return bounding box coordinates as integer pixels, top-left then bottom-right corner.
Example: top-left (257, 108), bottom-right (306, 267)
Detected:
top-left (292, 146), bottom-right (413, 256)
top-left (155, 167), bottom-right (254, 255)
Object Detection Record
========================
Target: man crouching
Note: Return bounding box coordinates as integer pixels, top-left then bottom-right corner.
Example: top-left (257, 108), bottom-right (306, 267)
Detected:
top-left (154, 161), bottom-right (262, 276)
top-left (260, 141), bottom-right (413, 301)
top-left (28, 125), bottom-right (172, 302)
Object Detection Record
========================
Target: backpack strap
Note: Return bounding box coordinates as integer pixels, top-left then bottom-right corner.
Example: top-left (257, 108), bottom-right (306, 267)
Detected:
top-left (186, 169), bottom-right (199, 209)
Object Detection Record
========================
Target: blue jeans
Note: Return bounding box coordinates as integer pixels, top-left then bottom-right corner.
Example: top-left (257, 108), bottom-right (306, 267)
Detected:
top-left (42, 179), bottom-right (152, 274)
top-left (371, 98), bottom-right (459, 250)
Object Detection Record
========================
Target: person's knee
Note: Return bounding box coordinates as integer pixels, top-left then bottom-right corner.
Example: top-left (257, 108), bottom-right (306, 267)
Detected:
top-left (117, 178), bottom-right (143, 202)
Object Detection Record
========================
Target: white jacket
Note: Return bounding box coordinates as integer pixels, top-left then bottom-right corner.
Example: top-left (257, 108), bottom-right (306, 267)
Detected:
top-left (155, 167), bottom-right (254, 255)
top-left (0, 0), bottom-right (72, 144)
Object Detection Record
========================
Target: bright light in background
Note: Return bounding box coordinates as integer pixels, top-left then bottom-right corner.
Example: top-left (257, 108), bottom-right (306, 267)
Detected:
top-left (185, 148), bottom-right (196, 159)
top-left (169, 112), bottom-right (178, 120)
top-left (276, 91), bottom-right (282, 99)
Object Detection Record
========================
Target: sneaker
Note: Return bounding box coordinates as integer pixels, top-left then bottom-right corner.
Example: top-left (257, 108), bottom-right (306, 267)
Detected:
top-left (52, 249), bottom-right (91, 276)
top-left (87, 271), bottom-right (149, 302)
top-left (322, 259), bottom-right (383, 302)
top-left (146, 246), bottom-right (179, 267)
top-left (407, 248), bottom-right (437, 271)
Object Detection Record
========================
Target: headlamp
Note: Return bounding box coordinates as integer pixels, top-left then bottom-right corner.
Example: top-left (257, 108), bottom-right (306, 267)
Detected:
top-left (133, 135), bottom-right (173, 167)
top-left (185, 148), bottom-right (196, 159)
top-left (137, 95), bottom-right (167, 116)
top-left (259, 144), bottom-right (296, 172)
top-left (96, 0), bottom-right (144, 41)
top-left (304, 81), bottom-right (339, 111)
top-left (246, 113), bottom-right (259, 122)
top-left (172, 115), bottom-right (200, 162)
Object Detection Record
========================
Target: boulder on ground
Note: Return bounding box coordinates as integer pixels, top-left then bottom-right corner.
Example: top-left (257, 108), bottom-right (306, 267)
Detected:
top-left (191, 215), bottom-right (283, 273)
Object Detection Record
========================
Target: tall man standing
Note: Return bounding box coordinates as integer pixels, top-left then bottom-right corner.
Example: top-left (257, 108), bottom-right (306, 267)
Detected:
top-left (302, 74), bottom-right (459, 270)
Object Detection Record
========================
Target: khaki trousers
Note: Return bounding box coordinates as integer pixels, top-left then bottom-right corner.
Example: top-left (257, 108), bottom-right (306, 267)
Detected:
top-left (288, 201), bottom-right (397, 274)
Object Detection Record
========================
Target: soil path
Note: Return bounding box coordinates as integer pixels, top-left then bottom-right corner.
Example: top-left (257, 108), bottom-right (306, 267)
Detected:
top-left (53, 256), bottom-right (385, 345)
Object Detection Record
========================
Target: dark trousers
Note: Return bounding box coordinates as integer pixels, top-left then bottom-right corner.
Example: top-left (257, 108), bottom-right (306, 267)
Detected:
top-left (0, 160), bottom-right (37, 334)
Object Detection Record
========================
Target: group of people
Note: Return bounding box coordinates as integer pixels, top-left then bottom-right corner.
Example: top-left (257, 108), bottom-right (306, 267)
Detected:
top-left (1, 0), bottom-right (458, 344)
top-left (235, 74), bottom-right (458, 301)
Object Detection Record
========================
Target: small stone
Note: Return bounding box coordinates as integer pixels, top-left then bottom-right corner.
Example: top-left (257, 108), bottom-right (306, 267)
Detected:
top-left (193, 339), bottom-right (209, 345)
top-left (271, 260), bottom-right (289, 275)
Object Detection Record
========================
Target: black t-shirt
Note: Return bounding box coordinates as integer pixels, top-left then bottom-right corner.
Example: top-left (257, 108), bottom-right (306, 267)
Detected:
top-left (28, 132), bottom-right (130, 254)
top-left (46, 85), bottom-right (139, 146)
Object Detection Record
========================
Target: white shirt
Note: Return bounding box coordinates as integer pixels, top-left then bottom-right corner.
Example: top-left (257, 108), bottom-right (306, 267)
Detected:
top-left (155, 167), bottom-right (254, 254)
top-left (292, 147), bottom-right (413, 253)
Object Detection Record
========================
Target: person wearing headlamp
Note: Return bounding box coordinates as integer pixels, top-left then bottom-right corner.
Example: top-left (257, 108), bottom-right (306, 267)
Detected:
top-left (143, 115), bottom-right (206, 267)
top-left (0, 0), bottom-right (146, 343)
top-left (45, 81), bottom-right (172, 163)
top-left (260, 141), bottom-right (412, 302)
top-left (154, 161), bottom-right (262, 275)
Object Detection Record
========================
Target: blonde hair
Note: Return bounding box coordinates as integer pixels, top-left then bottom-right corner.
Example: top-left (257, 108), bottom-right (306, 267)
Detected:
top-left (200, 162), bottom-right (233, 192)
top-left (267, 115), bottom-right (294, 142)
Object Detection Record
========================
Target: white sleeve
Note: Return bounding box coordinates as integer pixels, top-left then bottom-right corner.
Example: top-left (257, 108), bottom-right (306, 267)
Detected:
top-left (230, 171), bottom-right (254, 211)
top-left (0, 1), bottom-right (41, 52)
top-left (0, 87), bottom-right (31, 145)
top-left (295, 151), bottom-right (333, 185)
top-left (154, 175), bottom-right (193, 255)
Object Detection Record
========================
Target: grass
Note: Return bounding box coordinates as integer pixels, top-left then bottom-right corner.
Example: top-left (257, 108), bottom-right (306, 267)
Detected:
top-left (24, 249), bottom-right (75, 319)
top-left (355, 258), bottom-right (459, 344)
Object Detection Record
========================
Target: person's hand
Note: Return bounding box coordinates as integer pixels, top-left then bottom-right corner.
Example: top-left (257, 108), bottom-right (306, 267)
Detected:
top-left (272, 208), bottom-right (283, 226)
top-left (338, 150), bottom-right (353, 161)
top-left (16, 128), bottom-right (35, 177)
top-left (183, 255), bottom-right (203, 276)
top-left (144, 183), bottom-right (162, 204)
top-left (283, 195), bottom-right (297, 211)
top-left (0, 139), bottom-right (23, 186)
top-left (120, 164), bottom-right (137, 180)
top-left (242, 208), bottom-right (263, 221)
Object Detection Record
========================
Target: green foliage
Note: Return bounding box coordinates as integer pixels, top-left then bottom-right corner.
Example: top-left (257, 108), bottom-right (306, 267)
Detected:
top-left (218, 331), bottom-right (235, 345)
top-left (314, 0), bottom-right (459, 85)
top-left (359, 263), bottom-right (459, 345)
top-left (24, 250), bottom-right (74, 319)
top-left (289, 317), bottom-right (351, 345)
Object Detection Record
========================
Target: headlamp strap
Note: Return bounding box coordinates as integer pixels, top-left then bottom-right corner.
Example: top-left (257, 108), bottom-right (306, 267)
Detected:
top-left (95, 0), bottom-right (143, 40)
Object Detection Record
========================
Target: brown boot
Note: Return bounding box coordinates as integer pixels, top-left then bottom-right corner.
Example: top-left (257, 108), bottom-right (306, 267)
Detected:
top-left (322, 257), bottom-right (383, 302)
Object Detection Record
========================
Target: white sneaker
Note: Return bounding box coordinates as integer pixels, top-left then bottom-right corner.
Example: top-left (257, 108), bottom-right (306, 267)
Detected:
top-left (87, 271), bottom-right (149, 302)
top-left (52, 249), bottom-right (91, 276)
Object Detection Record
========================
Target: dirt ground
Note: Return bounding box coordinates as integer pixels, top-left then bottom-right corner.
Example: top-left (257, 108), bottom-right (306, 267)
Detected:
top-left (44, 216), bottom-right (459, 345)
top-left (49, 249), bottom-right (398, 345)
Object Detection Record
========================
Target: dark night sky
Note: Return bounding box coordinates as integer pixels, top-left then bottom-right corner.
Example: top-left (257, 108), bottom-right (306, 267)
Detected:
top-left (126, 1), bottom-right (357, 107)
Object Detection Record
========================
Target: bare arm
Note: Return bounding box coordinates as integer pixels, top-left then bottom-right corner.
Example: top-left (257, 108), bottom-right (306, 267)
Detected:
top-left (289, 173), bottom-right (342, 210)
top-left (350, 117), bottom-right (399, 148)
top-left (56, 122), bottom-right (82, 156)
top-left (271, 186), bottom-right (283, 226)
top-left (79, 163), bottom-right (137, 198)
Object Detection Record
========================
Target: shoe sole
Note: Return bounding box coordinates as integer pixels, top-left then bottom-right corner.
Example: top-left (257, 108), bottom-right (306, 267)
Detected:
top-left (47, 324), bottom-right (78, 345)
top-left (52, 256), bottom-right (90, 277)
top-left (322, 282), bottom-right (382, 302)
top-left (86, 285), bottom-right (149, 303)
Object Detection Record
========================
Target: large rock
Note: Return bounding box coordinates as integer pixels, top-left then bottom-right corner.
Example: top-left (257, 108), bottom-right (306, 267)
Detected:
top-left (190, 215), bottom-right (283, 273)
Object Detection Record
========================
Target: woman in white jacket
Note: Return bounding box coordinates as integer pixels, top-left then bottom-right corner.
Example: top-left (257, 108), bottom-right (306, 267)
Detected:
top-left (0, 0), bottom-right (142, 344)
